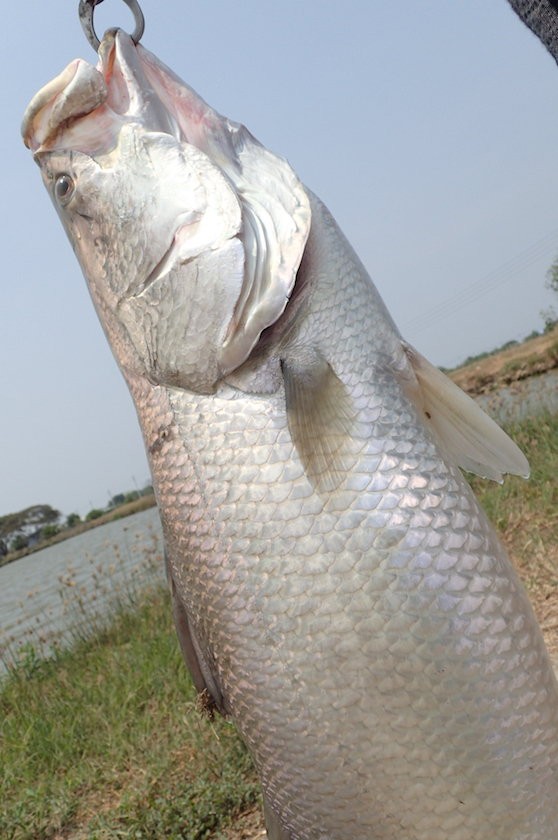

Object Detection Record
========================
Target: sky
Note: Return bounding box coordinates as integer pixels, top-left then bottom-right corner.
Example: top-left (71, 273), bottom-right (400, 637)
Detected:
top-left (2, 0), bottom-right (558, 519)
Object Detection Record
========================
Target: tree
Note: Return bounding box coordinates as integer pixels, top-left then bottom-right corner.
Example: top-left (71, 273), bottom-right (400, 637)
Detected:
top-left (10, 534), bottom-right (28, 552)
top-left (543, 258), bottom-right (558, 331)
top-left (66, 513), bottom-right (81, 528)
top-left (108, 493), bottom-right (125, 509)
top-left (0, 504), bottom-right (61, 548)
top-left (41, 524), bottom-right (60, 540)
top-left (547, 257), bottom-right (558, 295)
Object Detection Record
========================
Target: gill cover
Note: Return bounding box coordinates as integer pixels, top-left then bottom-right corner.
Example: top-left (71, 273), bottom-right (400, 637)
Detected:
top-left (129, 37), bottom-right (312, 375)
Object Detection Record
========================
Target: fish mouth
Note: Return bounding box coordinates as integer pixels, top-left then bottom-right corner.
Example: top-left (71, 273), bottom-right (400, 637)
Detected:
top-left (21, 59), bottom-right (108, 153)
top-left (99, 30), bottom-right (180, 137)
top-left (21, 29), bottom-right (178, 156)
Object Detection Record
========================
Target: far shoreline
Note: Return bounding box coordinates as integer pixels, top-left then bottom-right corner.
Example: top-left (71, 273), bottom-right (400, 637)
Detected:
top-left (0, 495), bottom-right (157, 569)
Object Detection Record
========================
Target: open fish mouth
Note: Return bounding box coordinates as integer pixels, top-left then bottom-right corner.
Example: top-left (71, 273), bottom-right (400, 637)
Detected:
top-left (21, 30), bottom-right (179, 156)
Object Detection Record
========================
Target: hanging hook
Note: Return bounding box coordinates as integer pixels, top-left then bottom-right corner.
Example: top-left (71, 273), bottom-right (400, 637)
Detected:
top-left (79, 0), bottom-right (145, 52)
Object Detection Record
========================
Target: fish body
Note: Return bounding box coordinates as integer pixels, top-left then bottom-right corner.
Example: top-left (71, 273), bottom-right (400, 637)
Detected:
top-left (22, 31), bottom-right (558, 839)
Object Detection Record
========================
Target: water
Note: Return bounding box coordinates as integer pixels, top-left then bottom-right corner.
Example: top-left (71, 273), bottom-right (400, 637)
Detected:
top-left (476, 368), bottom-right (558, 424)
top-left (0, 506), bottom-right (165, 673)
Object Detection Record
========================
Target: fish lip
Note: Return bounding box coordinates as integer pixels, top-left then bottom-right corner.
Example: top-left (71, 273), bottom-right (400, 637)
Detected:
top-left (21, 59), bottom-right (108, 152)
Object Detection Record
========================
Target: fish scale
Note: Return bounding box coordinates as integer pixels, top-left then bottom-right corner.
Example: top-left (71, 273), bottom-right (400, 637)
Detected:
top-left (128, 197), bottom-right (558, 838)
top-left (22, 27), bottom-right (558, 839)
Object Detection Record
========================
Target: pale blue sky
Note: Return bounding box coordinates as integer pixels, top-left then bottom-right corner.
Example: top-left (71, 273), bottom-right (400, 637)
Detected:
top-left (2, 1), bottom-right (558, 518)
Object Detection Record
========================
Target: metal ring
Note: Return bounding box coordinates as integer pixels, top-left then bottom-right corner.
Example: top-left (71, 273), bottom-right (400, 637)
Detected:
top-left (79, 0), bottom-right (145, 52)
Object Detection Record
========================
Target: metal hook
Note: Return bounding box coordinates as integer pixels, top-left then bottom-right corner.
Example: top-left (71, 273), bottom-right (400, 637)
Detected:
top-left (78, 0), bottom-right (145, 52)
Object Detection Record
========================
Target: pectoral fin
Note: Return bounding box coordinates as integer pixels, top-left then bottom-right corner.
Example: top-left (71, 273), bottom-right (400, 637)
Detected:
top-left (282, 353), bottom-right (356, 493)
top-left (402, 342), bottom-right (529, 482)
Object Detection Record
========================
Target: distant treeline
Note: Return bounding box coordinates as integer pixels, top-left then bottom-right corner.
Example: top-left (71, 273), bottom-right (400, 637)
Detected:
top-left (0, 485), bottom-right (153, 557)
top-left (442, 325), bottom-right (555, 374)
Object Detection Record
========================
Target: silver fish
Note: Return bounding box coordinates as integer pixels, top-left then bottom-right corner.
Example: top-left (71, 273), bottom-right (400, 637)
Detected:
top-left (22, 29), bottom-right (558, 840)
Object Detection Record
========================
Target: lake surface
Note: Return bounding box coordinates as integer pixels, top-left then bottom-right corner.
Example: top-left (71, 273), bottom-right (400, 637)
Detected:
top-left (0, 506), bottom-right (165, 673)
top-left (476, 368), bottom-right (558, 424)
top-left (1, 369), bottom-right (556, 674)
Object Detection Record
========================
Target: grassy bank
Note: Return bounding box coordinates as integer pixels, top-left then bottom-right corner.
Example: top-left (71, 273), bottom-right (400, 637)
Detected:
top-left (468, 413), bottom-right (558, 657)
top-left (0, 587), bottom-right (259, 840)
top-left (1, 413), bottom-right (556, 839)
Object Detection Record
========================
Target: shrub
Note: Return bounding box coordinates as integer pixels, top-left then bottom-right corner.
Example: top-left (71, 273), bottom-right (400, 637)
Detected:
top-left (41, 524), bottom-right (60, 540)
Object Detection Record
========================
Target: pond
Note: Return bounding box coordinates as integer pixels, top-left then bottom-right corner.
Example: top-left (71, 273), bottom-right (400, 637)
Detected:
top-left (476, 368), bottom-right (558, 424)
top-left (0, 506), bottom-right (165, 673)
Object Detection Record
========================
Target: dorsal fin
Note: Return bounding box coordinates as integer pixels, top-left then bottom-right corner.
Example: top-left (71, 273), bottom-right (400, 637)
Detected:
top-left (402, 342), bottom-right (529, 482)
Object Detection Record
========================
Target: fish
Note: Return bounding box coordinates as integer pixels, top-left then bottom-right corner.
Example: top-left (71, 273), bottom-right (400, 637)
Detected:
top-left (22, 26), bottom-right (558, 840)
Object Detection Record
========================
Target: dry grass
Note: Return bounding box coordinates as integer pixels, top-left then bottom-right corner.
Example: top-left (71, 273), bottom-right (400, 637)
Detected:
top-left (216, 805), bottom-right (266, 839)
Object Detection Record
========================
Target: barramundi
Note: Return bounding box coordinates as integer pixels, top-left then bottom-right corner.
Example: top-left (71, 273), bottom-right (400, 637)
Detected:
top-left (22, 23), bottom-right (558, 840)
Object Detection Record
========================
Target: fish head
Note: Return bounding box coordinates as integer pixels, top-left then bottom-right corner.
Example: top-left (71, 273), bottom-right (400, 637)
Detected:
top-left (34, 123), bottom-right (244, 390)
top-left (22, 31), bottom-right (311, 393)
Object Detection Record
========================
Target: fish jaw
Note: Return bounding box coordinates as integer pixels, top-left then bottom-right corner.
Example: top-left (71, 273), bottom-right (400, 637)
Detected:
top-left (22, 59), bottom-right (107, 152)
top-left (21, 31), bottom-right (181, 154)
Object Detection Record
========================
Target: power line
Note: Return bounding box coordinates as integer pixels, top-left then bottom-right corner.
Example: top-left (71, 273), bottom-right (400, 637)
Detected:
top-left (402, 229), bottom-right (558, 336)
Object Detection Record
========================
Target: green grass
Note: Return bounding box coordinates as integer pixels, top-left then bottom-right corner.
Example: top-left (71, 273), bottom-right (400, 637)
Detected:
top-left (0, 588), bottom-right (259, 839)
top-left (1, 413), bottom-right (556, 839)
top-left (467, 413), bottom-right (558, 648)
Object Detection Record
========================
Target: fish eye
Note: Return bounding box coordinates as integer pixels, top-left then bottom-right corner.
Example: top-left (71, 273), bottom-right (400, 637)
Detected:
top-left (54, 174), bottom-right (75, 206)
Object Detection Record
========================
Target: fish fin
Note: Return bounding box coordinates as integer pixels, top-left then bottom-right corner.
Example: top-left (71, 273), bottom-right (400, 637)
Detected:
top-left (166, 554), bottom-right (227, 717)
top-left (282, 352), bottom-right (356, 492)
top-left (263, 793), bottom-right (295, 840)
top-left (402, 342), bottom-right (529, 482)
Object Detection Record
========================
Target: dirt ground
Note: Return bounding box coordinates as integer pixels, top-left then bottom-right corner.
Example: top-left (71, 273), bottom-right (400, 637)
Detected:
top-left (220, 805), bottom-right (267, 839)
